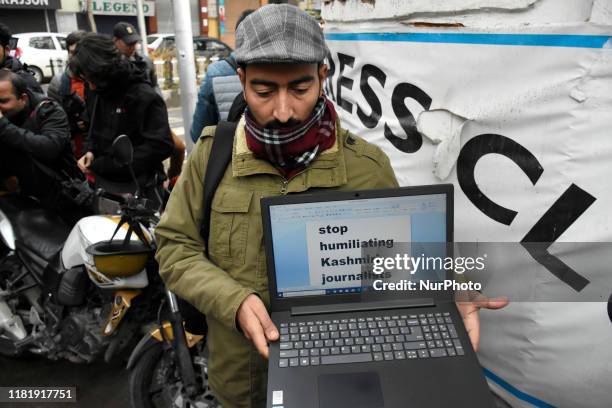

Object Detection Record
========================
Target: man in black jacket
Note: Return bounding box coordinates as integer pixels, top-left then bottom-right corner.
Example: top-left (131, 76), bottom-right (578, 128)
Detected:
top-left (70, 34), bottom-right (173, 188)
top-left (0, 23), bottom-right (43, 93)
top-left (112, 22), bottom-right (185, 181)
top-left (0, 69), bottom-right (78, 207)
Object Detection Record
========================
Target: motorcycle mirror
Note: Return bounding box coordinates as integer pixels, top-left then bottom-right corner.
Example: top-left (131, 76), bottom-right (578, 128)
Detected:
top-left (111, 135), bottom-right (134, 167)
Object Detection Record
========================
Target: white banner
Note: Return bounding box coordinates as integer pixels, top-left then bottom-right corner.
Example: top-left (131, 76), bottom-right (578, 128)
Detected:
top-left (325, 24), bottom-right (612, 408)
top-left (92, 0), bottom-right (155, 17)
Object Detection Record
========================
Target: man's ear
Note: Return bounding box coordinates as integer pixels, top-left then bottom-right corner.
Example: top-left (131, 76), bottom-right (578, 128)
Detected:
top-left (237, 67), bottom-right (246, 88)
top-left (19, 93), bottom-right (28, 106)
top-left (318, 64), bottom-right (328, 97)
top-left (237, 67), bottom-right (248, 105)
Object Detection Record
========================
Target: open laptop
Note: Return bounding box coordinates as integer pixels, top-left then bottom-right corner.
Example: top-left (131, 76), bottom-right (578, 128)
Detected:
top-left (261, 185), bottom-right (494, 408)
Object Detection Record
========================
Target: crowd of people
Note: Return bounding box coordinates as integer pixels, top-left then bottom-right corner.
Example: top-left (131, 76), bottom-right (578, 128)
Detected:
top-left (0, 9), bottom-right (277, 215)
top-left (0, 21), bottom-right (178, 213)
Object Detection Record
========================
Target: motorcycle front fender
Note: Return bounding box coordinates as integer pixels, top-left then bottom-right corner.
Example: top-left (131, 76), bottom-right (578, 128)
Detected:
top-left (126, 332), bottom-right (159, 370)
top-left (126, 322), bottom-right (204, 370)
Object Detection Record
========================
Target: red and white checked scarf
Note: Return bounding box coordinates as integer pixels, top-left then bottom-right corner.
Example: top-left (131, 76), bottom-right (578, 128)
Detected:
top-left (245, 96), bottom-right (337, 178)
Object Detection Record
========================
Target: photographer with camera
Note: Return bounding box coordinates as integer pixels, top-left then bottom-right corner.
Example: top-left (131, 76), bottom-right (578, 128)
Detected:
top-left (0, 69), bottom-right (81, 211)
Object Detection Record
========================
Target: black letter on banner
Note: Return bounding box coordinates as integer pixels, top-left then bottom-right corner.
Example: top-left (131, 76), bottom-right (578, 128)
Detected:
top-left (336, 53), bottom-right (355, 114)
top-left (521, 184), bottom-right (595, 292)
top-left (325, 51), bottom-right (336, 103)
top-left (357, 64), bottom-right (386, 129)
top-left (383, 83), bottom-right (432, 153)
top-left (457, 134), bottom-right (543, 225)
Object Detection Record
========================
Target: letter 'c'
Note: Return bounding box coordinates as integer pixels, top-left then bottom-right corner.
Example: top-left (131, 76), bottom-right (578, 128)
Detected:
top-left (457, 134), bottom-right (543, 225)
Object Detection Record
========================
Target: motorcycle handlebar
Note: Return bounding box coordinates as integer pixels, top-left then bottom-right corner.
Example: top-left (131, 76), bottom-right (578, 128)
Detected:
top-left (95, 188), bottom-right (158, 217)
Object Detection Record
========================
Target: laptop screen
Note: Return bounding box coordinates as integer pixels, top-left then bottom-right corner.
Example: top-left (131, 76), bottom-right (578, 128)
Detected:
top-left (268, 193), bottom-right (447, 299)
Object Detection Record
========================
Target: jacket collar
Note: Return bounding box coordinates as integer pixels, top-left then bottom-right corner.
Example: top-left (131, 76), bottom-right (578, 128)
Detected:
top-left (232, 116), bottom-right (348, 191)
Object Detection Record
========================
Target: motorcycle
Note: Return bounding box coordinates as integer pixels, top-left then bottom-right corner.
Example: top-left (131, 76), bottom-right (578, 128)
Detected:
top-left (126, 290), bottom-right (218, 408)
top-left (0, 136), bottom-right (164, 364)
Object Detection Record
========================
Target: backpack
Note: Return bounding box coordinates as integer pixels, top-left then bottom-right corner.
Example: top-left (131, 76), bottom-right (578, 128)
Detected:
top-left (199, 63), bottom-right (246, 249)
top-left (178, 71), bottom-right (245, 332)
top-left (179, 120), bottom-right (237, 335)
top-left (222, 56), bottom-right (247, 123)
top-left (27, 99), bottom-right (82, 181)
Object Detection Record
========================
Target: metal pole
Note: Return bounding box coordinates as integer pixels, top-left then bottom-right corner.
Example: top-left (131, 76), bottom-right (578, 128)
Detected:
top-left (172, 0), bottom-right (198, 151)
top-left (87, 0), bottom-right (97, 32)
top-left (44, 10), bottom-right (51, 32)
top-left (136, 0), bottom-right (149, 57)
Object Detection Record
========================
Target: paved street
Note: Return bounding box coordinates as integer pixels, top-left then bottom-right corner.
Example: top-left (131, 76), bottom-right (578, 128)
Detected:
top-left (0, 353), bottom-right (511, 408)
top-left (168, 106), bottom-right (186, 140)
top-left (0, 355), bottom-right (129, 407)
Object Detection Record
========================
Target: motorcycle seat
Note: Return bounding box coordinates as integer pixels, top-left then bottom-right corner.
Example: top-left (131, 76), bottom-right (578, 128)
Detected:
top-left (0, 194), bottom-right (71, 262)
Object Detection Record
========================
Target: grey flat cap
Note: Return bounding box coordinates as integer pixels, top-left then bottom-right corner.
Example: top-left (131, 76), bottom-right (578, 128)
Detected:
top-left (234, 4), bottom-right (327, 65)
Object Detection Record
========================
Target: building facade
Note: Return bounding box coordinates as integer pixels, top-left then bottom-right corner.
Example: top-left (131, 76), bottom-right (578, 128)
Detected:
top-left (0, 0), bottom-right (61, 33)
top-left (0, 0), bottom-right (159, 35)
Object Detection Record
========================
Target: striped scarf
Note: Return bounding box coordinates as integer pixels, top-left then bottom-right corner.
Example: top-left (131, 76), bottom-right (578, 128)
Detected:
top-left (244, 96), bottom-right (337, 178)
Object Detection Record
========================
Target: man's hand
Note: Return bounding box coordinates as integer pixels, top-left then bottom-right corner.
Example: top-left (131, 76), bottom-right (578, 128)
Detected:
top-left (237, 294), bottom-right (279, 359)
top-left (78, 152), bottom-right (94, 174)
top-left (456, 293), bottom-right (509, 352)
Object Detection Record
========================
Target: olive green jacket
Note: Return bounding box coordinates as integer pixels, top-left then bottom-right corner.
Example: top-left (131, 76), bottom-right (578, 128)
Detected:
top-left (155, 118), bottom-right (398, 407)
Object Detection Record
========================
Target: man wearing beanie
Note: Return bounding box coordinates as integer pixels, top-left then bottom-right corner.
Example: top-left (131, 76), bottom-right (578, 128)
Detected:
top-left (155, 4), bottom-right (503, 407)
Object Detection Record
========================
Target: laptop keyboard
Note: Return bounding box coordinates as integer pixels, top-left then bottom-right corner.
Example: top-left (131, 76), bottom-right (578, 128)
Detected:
top-left (277, 312), bottom-right (464, 368)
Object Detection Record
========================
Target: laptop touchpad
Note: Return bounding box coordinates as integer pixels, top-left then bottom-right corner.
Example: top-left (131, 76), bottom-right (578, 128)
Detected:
top-left (318, 372), bottom-right (384, 408)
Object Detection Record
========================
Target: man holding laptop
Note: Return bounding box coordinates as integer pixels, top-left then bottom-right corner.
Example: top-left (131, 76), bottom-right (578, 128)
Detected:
top-left (155, 4), bottom-right (507, 407)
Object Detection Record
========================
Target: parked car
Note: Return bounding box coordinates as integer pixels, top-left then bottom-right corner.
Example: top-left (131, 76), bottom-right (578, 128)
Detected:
top-left (148, 34), bottom-right (232, 62)
top-left (11, 32), bottom-right (67, 83)
top-left (192, 36), bottom-right (232, 61)
top-left (146, 33), bottom-right (174, 53)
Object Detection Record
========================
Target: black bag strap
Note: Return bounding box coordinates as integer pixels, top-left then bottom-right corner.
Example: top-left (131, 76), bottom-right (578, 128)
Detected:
top-left (200, 120), bottom-right (238, 257)
top-left (226, 91), bottom-right (246, 123)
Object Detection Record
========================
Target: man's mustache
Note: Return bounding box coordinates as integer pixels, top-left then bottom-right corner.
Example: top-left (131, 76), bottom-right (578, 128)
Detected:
top-left (264, 118), bottom-right (301, 129)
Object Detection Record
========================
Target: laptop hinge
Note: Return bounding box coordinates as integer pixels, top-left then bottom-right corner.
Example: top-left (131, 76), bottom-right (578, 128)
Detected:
top-left (290, 298), bottom-right (435, 316)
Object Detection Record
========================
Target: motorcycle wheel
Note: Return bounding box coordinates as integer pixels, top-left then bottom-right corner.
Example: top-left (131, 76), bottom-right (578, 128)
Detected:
top-left (129, 342), bottom-right (219, 408)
